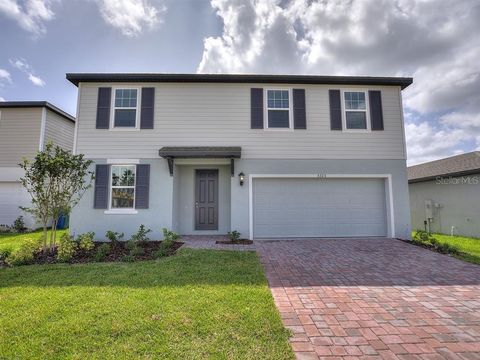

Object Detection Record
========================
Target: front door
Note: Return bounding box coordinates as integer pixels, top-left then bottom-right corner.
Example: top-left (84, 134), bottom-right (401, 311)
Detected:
top-left (195, 169), bottom-right (219, 230)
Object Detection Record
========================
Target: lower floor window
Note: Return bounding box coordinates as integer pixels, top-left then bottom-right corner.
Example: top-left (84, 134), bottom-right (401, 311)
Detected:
top-left (111, 165), bottom-right (136, 208)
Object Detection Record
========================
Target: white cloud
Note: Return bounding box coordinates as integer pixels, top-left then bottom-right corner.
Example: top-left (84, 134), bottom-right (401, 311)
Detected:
top-left (0, 97), bottom-right (5, 102)
top-left (0, 0), bottom-right (56, 36)
top-left (9, 57), bottom-right (46, 87)
top-left (0, 69), bottom-right (12, 85)
top-left (198, 0), bottom-right (480, 164)
top-left (94, 0), bottom-right (166, 37)
top-left (28, 73), bottom-right (45, 86)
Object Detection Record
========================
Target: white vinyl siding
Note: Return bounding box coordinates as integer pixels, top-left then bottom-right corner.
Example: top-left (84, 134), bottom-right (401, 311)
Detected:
top-left (0, 107), bottom-right (42, 166)
top-left (44, 109), bottom-right (75, 151)
top-left (75, 83), bottom-right (406, 160)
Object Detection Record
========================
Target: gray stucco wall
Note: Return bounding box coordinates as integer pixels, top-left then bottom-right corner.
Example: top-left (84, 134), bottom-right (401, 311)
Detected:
top-left (409, 174), bottom-right (480, 237)
top-left (70, 158), bottom-right (410, 240)
top-left (70, 159), bottom-right (173, 240)
top-left (173, 164), bottom-right (231, 235)
top-left (231, 159), bottom-right (411, 240)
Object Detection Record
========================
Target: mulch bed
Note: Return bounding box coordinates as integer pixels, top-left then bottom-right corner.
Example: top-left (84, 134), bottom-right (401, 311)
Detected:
top-left (29, 241), bottom-right (184, 266)
top-left (215, 239), bottom-right (254, 245)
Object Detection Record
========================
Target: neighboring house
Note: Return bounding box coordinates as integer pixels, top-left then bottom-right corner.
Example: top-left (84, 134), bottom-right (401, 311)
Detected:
top-left (67, 73), bottom-right (412, 240)
top-left (408, 152), bottom-right (480, 237)
top-left (0, 101), bottom-right (75, 228)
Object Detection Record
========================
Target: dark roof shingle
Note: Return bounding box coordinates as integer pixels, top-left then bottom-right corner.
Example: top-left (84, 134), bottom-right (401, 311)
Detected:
top-left (408, 151), bottom-right (480, 182)
top-left (66, 73), bottom-right (413, 89)
top-left (0, 101), bottom-right (75, 122)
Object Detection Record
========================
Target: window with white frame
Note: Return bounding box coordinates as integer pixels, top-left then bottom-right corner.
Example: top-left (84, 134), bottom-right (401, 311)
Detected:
top-left (266, 89), bottom-right (291, 128)
top-left (344, 91), bottom-right (368, 130)
top-left (110, 165), bottom-right (136, 208)
top-left (113, 89), bottom-right (138, 128)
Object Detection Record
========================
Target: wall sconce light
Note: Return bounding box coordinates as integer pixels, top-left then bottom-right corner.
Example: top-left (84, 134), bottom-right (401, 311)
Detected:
top-left (238, 172), bottom-right (245, 186)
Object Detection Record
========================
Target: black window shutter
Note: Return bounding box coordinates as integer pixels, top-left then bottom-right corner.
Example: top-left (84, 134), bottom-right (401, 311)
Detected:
top-left (251, 88), bottom-right (264, 129)
top-left (135, 164), bottom-right (150, 209)
top-left (140, 87), bottom-right (155, 129)
top-left (293, 89), bottom-right (306, 129)
top-left (96, 87), bottom-right (111, 129)
top-left (369, 90), bottom-right (384, 130)
top-left (329, 90), bottom-right (342, 130)
top-left (94, 164), bottom-right (109, 209)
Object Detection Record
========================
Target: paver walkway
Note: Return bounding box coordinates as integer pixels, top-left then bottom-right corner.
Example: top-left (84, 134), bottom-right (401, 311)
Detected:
top-left (256, 238), bottom-right (480, 360)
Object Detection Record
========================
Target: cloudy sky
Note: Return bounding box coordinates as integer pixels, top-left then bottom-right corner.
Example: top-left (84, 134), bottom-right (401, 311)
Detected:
top-left (0, 0), bottom-right (479, 165)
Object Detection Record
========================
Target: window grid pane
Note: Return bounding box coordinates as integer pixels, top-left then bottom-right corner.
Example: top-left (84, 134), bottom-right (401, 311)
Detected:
top-left (267, 90), bottom-right (289, 109)
top-left (346, 111), bottom-right (367, 129)
top-left (115, 89), bottom-right (138, 108)
top-left (268, 110), bottom-right (290, 128)
top-left (111, 165), bottom-right (136, 208)
top-left (344, 91), bottom-right (366, 110)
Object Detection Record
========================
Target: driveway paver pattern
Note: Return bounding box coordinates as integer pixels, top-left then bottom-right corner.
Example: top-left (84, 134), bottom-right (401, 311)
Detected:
top-left (256, 238), bottom-right (480, 360)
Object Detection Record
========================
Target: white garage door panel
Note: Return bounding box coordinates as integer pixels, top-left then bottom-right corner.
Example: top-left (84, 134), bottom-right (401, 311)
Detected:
top-left (0, 182), bottom-right (32, 227)
top-left (253, 178), bottom-right (387, 238)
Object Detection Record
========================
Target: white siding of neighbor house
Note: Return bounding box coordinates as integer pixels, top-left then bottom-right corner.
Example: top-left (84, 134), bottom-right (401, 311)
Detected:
top-left (44, 109), bottom-right (75, 151)
top-left (409, 176), bottom-right (480, 237)
top-left (74, 82), bottom-right (407, 160)
top-left (0, 107), bottom-right (43, 167)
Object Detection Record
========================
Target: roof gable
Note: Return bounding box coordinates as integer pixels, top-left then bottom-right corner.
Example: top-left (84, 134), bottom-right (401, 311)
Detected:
top-left (408, 151), bottom-right (480, 182)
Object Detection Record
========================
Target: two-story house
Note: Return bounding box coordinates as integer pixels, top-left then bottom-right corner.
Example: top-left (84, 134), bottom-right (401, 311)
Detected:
top-left (0, 101), bottom-right (75, 228)
top-left (67, 73), bottom-right (412, 240)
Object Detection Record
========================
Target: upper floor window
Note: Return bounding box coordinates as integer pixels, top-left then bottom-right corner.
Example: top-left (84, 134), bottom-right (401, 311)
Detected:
top-left (343, 91), bottom-right (369, 130)
top-left (266, 89), bottom-right (292, 129)
top-left (112, 88), bottom-right (139, 128)
top-left (110, 165), bottom-right (136, 208)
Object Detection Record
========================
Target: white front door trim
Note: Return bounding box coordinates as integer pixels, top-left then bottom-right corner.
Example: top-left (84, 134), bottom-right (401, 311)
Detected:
top-left (248, 173), bottom-right (395, 240)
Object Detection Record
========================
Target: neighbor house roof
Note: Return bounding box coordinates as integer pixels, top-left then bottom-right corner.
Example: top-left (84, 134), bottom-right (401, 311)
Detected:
top-left (66, 73), bottom-right (413, 89)
top-left (408, 151), bottom-right (480, 183)
top-left (0, 101), bottom-right (75, 122)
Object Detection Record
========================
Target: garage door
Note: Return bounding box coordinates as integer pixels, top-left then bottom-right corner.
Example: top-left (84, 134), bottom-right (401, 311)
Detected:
top-left (253, 178), bottom-right (388, 238)
top-left (0, 182), bottom-right (31, 227)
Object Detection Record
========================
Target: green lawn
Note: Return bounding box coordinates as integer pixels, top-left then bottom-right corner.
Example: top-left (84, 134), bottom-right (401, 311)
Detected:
top-left (432, 233), bottom-right (480, 265)
top-left (0, 248), bottom-right (293, 359)
top-left (0, 229), bottom-right (67, 253)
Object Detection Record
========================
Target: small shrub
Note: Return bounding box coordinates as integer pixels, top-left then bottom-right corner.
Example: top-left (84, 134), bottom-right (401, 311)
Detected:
top-left (0, 224), bottom-right (13, 233)
top-left (413, 230), bottom-right (430, 242)
top-left (125, 239), bottom-right (137, 251)
top-left (6, 237), bottom-right (43, 266)
top-left (0, 248), bottom-right (12, 260)
top-left (155, 228), bottom-right (180, 259)
top-left (57, 233), bottom-right (77, 263)
top-left (121, 254), bottom-right (135, 262)
top-left (130, 245), bottom-right (145, 257)
top-left (227, 230), bottom-right (241, 242)
top-left (93, 243), bottom-right (111, 262)
top-left (162, 227), bottom-right (179, 243)
top-left (105, 230), bottom-right (124, 248)
top-left (154, 243), bottom-right (170, 258)
top-left (13, 216), bottom-right (26, 233)
top-left (130, 224), bottom-right (152, 246)
top-left (77, 232), bottom-right (95, 251)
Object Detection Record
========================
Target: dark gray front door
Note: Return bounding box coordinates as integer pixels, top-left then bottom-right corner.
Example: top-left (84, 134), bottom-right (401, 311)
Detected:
top-left (195, 169), bottom-right (218, 230)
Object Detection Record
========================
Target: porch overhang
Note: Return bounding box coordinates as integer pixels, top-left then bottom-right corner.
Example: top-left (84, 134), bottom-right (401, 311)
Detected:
top-left (158, 146), bottom-right (242, 176)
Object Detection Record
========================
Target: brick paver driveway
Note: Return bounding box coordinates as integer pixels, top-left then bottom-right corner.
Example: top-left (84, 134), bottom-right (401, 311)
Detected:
top-left (256, 238), bottom-right (480, 360)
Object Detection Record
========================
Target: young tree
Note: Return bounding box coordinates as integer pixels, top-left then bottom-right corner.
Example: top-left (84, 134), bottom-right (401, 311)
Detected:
top-left (19, 143), bottom-right (94, 250)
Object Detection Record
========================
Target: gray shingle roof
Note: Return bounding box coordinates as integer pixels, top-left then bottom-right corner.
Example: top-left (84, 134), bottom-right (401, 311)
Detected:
top-left (66, 73), bottom-right (413, 89)
top-left (408, 151), bottom-right (480, 183)
top-left (0, 101), bottom-right (75, 122)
